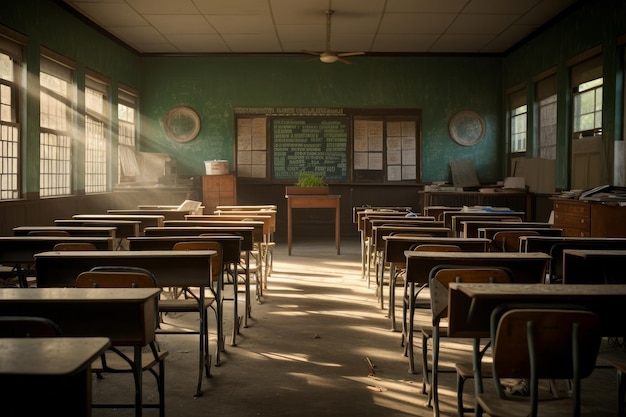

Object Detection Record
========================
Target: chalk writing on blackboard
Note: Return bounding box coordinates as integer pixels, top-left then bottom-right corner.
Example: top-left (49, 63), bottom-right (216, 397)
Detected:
top-left (272, 117), bottom-right (349, 181)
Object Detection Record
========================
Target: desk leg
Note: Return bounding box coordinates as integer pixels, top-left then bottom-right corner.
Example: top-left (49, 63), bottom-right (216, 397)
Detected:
top-left (473, 338), bottom-right (484, 417)
top-left (134, 346), bottom-right (143, 417)
top-left (287, 201), bottom-right (293, 256)
top-left (244, 250), bottom-right (250, 327)
top-left (335, 204), bottom-right (340, 255)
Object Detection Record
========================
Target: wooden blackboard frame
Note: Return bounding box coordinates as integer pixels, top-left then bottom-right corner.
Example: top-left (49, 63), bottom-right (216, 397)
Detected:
top-left (233, 107), bottom-right (422, 184)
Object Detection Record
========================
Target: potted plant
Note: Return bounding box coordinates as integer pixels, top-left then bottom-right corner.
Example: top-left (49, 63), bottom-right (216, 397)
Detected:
top-left (285, 172), bottom-right (329, 195)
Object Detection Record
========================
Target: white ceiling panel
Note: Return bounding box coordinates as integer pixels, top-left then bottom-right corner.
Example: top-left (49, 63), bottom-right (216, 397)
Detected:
top-left (62, 0), bottom-right (580, 55)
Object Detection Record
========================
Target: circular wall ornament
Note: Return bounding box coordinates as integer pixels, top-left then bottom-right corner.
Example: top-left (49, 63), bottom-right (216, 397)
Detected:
top-left (163, 106), bottom-right (201, 143)
top-left (448, 110), bottom-right (485, 146)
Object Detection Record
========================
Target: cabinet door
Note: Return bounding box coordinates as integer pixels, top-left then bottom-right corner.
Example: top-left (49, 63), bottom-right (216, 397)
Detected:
top-left (202, 175), bottom-right (237, 212)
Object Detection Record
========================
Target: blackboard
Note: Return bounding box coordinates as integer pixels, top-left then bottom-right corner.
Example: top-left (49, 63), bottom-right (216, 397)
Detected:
top-left (271, 116), bottom-right (349, 181)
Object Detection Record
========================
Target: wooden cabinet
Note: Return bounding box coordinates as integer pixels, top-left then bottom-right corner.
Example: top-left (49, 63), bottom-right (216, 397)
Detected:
top-left (552, 198), bottom-right (626, 237)
top-left (202, 174), bottom-right (236, 213)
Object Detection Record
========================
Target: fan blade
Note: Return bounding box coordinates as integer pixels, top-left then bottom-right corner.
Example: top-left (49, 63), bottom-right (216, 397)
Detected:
top-left (302, 50), bottom-right (322, 56)
top-left (338, 51), bottom-right (365, 57)
top-left (337, 57), bottom-right (353, 65)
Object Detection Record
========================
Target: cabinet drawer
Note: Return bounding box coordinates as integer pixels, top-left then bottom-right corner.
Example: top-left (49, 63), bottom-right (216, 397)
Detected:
top-left (554, 201), bottom-right (590, 216)
top-left (554, 212), bottom-right (590, 231)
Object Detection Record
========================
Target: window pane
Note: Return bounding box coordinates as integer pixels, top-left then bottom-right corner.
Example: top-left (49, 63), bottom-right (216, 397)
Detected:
top-left (573, 77), bottom-right (602, 138)
top-left (40, 57), bottom-right (72, 197)
top-left (538, 94), bottom-right (557, 159)
top-left (510, 104), bottom-right (527, 153)
top-left (85, 86), bottom-right (108, 193)
top-left (0, 50), bottom-right (19, 200)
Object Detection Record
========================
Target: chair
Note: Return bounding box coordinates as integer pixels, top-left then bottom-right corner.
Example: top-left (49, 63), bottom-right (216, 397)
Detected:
top-left (166, 240), bottom-right (222, 396)
top-left (402, 243), bottom-right (462, 374)
top-left (421, 266), bottom-right (512, 417)
top-left (53, 242), bottom-right (98, 251)
top-left (476, 304), bottom-right (602, 417)
top-left (0, 316), bottom-right (62, 337)
top-left (75, 266), bottom-right (168, 417)
top-left (491, 230), bottom-right (540, 252)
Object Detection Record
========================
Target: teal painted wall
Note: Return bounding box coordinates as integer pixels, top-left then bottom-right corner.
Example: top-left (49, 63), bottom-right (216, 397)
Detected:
top-left (140, 56), bottom-right (503, 182)
top-left (502, 0), bottom-right (626, 190)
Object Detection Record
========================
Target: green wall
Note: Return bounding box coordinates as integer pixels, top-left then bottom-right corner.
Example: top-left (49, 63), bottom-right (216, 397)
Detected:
top-left (502, 0), bottom-right (626, 190)
top-left (139, 55), bottom-right (503, 182)
top-left (3, 0), bottom-right (141, 195)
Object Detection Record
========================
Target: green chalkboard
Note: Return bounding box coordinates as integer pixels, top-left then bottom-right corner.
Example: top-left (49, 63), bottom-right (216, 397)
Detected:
top-left (271, 116), bottom-right (349, 181)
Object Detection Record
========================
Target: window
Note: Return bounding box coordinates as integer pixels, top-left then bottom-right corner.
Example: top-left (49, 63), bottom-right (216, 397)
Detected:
top-left (569, 53), bottom-right (604, 189)
top-left (509, 89), bottom-right (527, 154)
top-left (85, 75), bottom-right (109, 193)
top-left (40, 54), bottom-right (74, 197)
top-left (572, 77), bottom-right (603, 138)
top-left (117, 87), bottom-right (138, 183)
top-left (536, 75), bottom-right (557, 160)
top-left (236, 116), bottom-right (267, 178)
top-left (0, 34), bottom-right (21, 200)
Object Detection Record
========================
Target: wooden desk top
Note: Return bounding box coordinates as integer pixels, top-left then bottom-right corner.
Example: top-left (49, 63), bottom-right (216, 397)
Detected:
top-left (448, 283), bottom-right (626, 337)
top-left (34, 250), bottom-right (216, 288)
top-left (404, 251), bottom-right (550, 284)
top-left (382, 236), bottom-right (488, 263)
top-left (0, 287), bottom-right (160, 345)
top-left (286, 194), bottom-right (341, 209)
top-left (143, 226), bottom-right (254, 250)
top-left (563, 249), bottom-right (626, 258)
top-left (0, 337), bottom-right (111, 375)
top-left (73, 214), bottom-right (165, 221)
top-left (13, 226), bottom-right (117, 238)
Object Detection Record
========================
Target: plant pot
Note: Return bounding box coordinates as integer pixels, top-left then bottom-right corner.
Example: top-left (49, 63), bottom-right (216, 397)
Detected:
top-left (285, 186), bottom-right (329, 195)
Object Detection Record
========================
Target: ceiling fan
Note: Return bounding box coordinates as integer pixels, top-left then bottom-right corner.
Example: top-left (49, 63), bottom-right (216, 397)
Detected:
top-left (303, 10), bottom-right (365, 64)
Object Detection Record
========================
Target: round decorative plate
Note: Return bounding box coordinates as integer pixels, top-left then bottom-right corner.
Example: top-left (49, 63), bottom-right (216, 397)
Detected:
top-left (448, 110), bottom-right (485, 146)
top-left (163, 106), bottom-right (201, 143)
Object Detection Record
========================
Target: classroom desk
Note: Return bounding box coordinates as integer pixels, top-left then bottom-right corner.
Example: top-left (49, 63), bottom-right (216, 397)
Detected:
top-left (286, 194), bottom-right (341, 255)
top-left (0, 337), bottom-right (111, 417)
top-left (562, 249), bottom-right (626, 284)
top-left (445, 212), bottom-right (525, 236)
top-left (478, 226), bottom-right (563, 240)
top-left (381, 236), bottom-right (488, 331)
top-left (73, 214), bottom-right (166, 232)
top-left (33, 250), bottom-right (217, 396)
top-left (402, 251), bottom-right (550, 376)
top-left (0, 236), bottom-right (113, 287)
top-left (55, 219), bottom-right (140, 242)
top-left (447, 282), bottom-right (626, 412)
top-left (127, 234), bottom-right (251, 332)
top-left (13, 225), bottom-right (117, 238)
top-left (108, 209), bottom-right (189, 220)
top-left (462, 220), bottom-right (552, 239)
top-left (0, 287), bottom-right (160, 416)
top-left (146, 224), bottom-right (256, 332)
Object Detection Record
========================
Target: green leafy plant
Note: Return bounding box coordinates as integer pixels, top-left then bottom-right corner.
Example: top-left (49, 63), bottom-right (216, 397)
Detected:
top-left (296, 172), bottom-right (327, 187)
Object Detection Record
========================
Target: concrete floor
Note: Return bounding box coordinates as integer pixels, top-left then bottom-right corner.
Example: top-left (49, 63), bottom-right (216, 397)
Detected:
top-left (92, 237), bottom-right (624, 417)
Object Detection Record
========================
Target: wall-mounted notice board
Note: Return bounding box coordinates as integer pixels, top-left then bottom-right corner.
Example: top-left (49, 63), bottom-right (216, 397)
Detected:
top-left (271, 116), bottom-right (349, 181)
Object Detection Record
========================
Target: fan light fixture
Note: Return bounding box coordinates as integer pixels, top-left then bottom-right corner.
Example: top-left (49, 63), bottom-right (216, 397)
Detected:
top-left (302, 10), bottom-right (365, 64)
top-left (320, 52), bottom-right (339, 63)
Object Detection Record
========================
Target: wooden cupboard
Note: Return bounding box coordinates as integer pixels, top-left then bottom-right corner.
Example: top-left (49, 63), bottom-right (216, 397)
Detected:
top-left (552, 198), bottom-right (626, 237)
top-left (202, 174), bottom-right (237, 213)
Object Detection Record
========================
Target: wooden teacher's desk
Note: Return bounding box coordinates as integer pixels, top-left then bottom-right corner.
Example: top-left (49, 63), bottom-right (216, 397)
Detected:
top-left (0, 337), bottom-right (111, 417)
top-left (286, 194), bottom-right (341, 255)
top-left (0, 287), bottom-right (159, 416)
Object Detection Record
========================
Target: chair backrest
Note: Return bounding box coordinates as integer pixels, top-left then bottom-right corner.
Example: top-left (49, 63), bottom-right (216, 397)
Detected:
top-left (27, 230), bottom-right (71, 236)
top-left (429, 266), bottom-right (513, 323)
top-left (489, 305), bottom-right (602, 415)
top-left (411, 243), bottom-right (462, 252)
top-left (491, 230), bottom-right (540, 252)
top-left (53, 242), bottom-right (98, 251)
top-left (76, 266), bottom-right (157, 288)
top-left (0, 316), bottom-right (63, 337)
top-left (172, 241), bottom-right (223, 281)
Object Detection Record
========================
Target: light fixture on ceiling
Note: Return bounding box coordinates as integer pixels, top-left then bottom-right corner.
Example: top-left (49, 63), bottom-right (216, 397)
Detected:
top-left (303, 10), bottom-right (365, 64)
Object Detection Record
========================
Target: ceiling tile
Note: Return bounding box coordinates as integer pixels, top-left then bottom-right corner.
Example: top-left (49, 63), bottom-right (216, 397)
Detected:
top-left (144, 15), bottom-right (215, 35)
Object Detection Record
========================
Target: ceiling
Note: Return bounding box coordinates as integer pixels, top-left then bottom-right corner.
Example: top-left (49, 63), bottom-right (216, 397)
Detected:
top-left (61, 0), bottom-right (579, 56)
